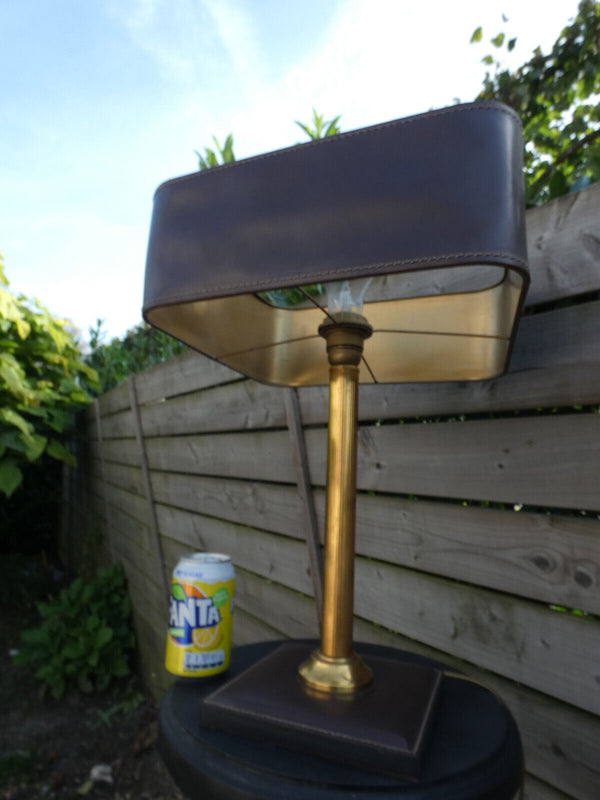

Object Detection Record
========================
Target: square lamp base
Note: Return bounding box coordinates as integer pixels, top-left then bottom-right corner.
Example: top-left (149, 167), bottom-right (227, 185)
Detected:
top-left (200, 642), bottom-right (442, 779)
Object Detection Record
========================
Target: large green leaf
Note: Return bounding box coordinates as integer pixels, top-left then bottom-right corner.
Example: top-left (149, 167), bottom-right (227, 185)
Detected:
top-left (0, 353), bottom-right (33, 403)
top-left (15, 318), bottom-right (31, 340)
top-left (96, 626), bottom-right (113, 649)
top-left (0, 407), bottom-right (34, 437)
top-left (0, 429), bottom-right (28, 455)
top-left (0, 408), bottom-right (46, 462)
top-left (46, 438), bottom-right (77, 467)
top-left (24, 432), bottom-right (47, 462)
top-left (0, 458), bottom-right (23, 497)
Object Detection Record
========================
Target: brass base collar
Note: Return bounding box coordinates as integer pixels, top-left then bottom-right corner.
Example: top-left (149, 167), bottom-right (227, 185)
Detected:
top-left (298, 649), bottom-right (373, 695)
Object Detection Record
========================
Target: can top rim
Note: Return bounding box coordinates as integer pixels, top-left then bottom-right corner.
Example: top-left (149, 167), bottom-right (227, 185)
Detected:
top-left (182, 552), bottom-right (231, 564)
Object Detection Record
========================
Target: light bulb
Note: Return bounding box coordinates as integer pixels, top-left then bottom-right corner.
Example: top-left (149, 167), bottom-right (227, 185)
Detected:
top-left (326, 278), bottom-right (373, 315)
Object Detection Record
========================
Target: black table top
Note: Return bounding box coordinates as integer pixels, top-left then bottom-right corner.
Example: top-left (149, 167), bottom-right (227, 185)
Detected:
top-left (160, 640), bottom-right (522, 800)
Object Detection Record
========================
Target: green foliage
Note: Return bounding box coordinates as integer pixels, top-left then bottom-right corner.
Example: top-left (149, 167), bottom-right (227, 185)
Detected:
top-left (295, 109), bottom-right (342, 141)
top-left (0, 254), bottom-right (99, 498)
top-left (470, 26), bottom-right (483, 43)
top-left (13, 565), bottom-right (135, 699)
top-left (472, 0), bottom-right (600, 205)
top-left (193, 109), bottom-right (341, 173)
top-left (258, 283), bottom-right (326, 309)
top-left (90, 678), bottom-right (144, 729)
top-left (195, 133), bottom-right (235, 170)
top-left (86, 319), bottom-right (188, 394)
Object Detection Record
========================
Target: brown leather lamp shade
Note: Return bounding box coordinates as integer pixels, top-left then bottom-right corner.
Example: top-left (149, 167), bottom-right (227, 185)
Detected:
top-left (143, 102), bottom-right (529, 386)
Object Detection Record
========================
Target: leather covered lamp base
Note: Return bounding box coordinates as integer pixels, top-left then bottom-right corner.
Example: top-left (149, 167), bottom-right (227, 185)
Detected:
top-left (160, 641), bottom-right (523, 800)
top-left (200, 642), bottom-right (442, 779)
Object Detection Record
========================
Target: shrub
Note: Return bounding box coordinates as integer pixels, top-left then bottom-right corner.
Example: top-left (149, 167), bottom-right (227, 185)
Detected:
top-left (13, 565), bottom-right (135, 698)
top-left (0, 253), bottom-right (99, 498)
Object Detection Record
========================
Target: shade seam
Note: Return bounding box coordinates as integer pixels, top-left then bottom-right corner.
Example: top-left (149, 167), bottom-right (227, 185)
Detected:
top-left (144, 253), bottom-right (528, 308)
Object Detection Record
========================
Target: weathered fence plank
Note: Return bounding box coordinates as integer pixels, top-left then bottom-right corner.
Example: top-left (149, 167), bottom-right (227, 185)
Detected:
top-left (94, 381), bottom-right (131, 418)
top-left (523, 778), bottom-right (571, 800)
top-left (347, 414), bottom-right (599, 510)
top-left (354, 557), bottom-right (600, 715)
top-left (353, 617), bottom-right (600, 800)
top-left (86, 458), bottom-right (145, 498)
top-left (91, 412), bottom-right (600, 512)
top-left (155, 505), bottom-right (315, 599)
top-left (92, 406), bottom-right (135, 440)
top-left (144, 430), bottom-right (297, 482)
top-left (134, 349), bottom-right (241, 406)
top-left (232, 608), bottom-right (285, 646)
top-left (150, 473), bottom-right (305, 541)
top-left (140, 379), bottom-right (285, 437)
top-left (233, 568), bottom-right (318, 641)
top-left (525, 181), bottom-right (600, 306)
top-left (352, 494), bottom-right (600, 616)
top-left (144, 470), bottom-right (600, 613)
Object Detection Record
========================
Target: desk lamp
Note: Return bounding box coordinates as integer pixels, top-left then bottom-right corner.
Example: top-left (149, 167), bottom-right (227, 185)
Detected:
top-left (143, 102), bottom-right (529, 776)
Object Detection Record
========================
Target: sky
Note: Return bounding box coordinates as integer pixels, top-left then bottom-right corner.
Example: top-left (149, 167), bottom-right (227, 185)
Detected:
top-left (0, 0), bottom-right (580, 347)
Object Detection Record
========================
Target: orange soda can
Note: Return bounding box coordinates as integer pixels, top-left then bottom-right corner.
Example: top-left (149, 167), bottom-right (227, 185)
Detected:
top-left (165, 553), bottom-right (235, 677)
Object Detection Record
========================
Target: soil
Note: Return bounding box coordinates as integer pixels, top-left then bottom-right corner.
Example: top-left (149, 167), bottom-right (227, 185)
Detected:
top-left (0, 610), bottom-right (186, 800)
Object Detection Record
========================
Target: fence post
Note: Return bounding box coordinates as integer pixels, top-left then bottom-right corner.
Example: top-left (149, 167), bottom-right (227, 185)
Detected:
top-left (284, 387), bottom-right (324, 627)
top-left (127, 375), bottom-right (170, 602)
top-left (94, 399), bottom-right (115, 564)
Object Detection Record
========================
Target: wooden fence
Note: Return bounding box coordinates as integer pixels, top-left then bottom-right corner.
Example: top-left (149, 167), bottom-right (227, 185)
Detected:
top-left (62, 182), bottom-right (600, 800)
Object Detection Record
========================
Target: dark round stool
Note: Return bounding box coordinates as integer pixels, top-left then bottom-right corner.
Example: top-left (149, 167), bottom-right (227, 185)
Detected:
top-left (160, 641), bottom-right (522, 800)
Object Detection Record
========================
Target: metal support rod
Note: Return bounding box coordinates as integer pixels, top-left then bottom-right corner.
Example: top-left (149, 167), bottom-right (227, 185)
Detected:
top-left (321, 362), bottom-right (359, 657)
top-left (298, 313), bottom-right (373, 694)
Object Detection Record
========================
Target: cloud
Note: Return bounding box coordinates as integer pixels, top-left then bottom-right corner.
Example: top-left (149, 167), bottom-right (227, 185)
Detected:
top-left (104, 0), bottom-right (220, 85)
top-left (202, 0), bottom-right (264, 92)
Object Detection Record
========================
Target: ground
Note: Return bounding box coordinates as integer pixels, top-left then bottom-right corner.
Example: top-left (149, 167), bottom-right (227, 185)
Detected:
top-left (0, 611), bottom-right (185, 800)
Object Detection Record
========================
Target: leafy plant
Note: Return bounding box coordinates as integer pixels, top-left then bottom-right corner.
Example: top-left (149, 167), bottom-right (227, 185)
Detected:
top-left (471, 0), bottom-right (600, 205)
top-left (0, 253), bottom-right (99, 497)
top-left (13, 565), bottom-right (135, 698)
top-left (86, 319), bottom-right (188, 394)
top-left (294, 108), bottom-right (341, 141)
top-left (90, 678), bottom-right (144, 729)
top-left (195, 133), bottom-right (235, 170)
top-left (193, 109), bottom-right (341, 172)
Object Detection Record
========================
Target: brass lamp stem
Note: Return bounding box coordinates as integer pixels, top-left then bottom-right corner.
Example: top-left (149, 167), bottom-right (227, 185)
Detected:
top-left (298, 313), bottom-right (373, 694)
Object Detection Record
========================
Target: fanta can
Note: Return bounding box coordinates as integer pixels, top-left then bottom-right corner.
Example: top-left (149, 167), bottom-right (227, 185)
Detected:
top-left (165, 553), bottom-right (235, 677)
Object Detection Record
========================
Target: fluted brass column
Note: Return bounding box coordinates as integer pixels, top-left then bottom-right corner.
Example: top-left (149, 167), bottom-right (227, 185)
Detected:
top-left (298, 313), bottom-right (373, 694)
